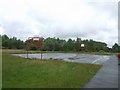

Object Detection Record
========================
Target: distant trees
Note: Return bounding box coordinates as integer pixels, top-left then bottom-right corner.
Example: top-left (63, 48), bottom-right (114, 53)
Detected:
top-left (44, 37), bottom-right (67, 51)
top-left (0, 35), bottom-right (2, 49)
top-left (43, 37), bottom-right (117, 52)
top-left (112, 43), bottom-right (120, 52)
top-left (1, 34), bottom-right (120, 52)
top-left (2, 35), bottom-right (25, 49)
top-left (75, 38), bottom-right (81, 51)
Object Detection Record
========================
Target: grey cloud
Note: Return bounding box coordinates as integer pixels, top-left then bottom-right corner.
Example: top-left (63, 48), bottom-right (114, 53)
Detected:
top-left (53, 25), bottom-right (100, 39)
top-left (27, 10), bottom-right (56, 26)
top-left (118, 1), bottom-right (120, 45)
top-left (1, 21), bottom-right (33, 40)
top-left (0, 0), bottom-right (118, 47)
top-left (86, 2), bottom-right (118, 19)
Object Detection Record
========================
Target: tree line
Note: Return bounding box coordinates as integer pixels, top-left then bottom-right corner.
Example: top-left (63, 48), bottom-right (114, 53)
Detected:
top-left (1, 34), bottom-right (25, 49)
top-left (1, 34), bottom-right (120, 52)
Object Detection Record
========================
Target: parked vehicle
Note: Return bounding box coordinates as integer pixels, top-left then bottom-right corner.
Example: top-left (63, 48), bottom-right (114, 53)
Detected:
top-left (117, 54), bottom-right (120, 65)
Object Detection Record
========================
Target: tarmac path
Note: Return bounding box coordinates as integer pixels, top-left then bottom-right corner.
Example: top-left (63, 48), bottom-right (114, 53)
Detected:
top-left (13, 53), bottom-right (110, 64)
top-left (83, 55), bottom-right (118, 88)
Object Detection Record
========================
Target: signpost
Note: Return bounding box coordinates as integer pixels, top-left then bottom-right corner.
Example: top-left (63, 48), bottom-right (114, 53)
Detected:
top-left (81, 44), bottom-right (84, 48)
top-left (80, 44), bottom-right (85, 51)
top-left (27, 36), bottom-right (43, 59)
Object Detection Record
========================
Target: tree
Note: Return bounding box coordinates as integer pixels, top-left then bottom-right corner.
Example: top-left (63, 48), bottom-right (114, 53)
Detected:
top-left (0, 35), bottom-right (2, 49)
top-left (67, 39), bottom-right (75, 51)
top-left (2, 35), bottom-right (9, 49)
top-left (2, 34), bottom-right (120, 53)
top-left (43, 37), bottom-right (55, 51)
top-left (2, 34), bottom-right (25, 49)
top-left (75, 38), bottom-right (81, 51)
top-left (112, 43), bottom-right (120, 52)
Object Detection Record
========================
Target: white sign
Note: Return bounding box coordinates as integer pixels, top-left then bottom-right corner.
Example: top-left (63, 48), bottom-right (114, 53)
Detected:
top-left (81, 44), bottom-right (84, 47)
top-left (33, 37), bottom-right (39, 41)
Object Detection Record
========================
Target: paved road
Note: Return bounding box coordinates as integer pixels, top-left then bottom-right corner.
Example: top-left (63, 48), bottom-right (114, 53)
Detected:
top-left (13, 53), bottom-right (110, 65)
top-left (118, 65), bottom-right (120, 90)
top-left (83, 55), bottom-right (118, 88)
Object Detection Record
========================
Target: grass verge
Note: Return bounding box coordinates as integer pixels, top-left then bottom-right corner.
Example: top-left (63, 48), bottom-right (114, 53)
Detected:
top-left (2, 49), bottom-right (115, 55)
top-left (2, 53), bottom-right (101, 88)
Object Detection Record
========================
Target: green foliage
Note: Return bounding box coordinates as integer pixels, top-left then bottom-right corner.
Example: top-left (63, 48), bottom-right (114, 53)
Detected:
top-left (0, 35), bottom-right (2, 49)
top-left (112, 43), bottom-right (120, 52)
top-left (2, 34), bottom-right (25, 49)
top-left (75, 38), bottom-right (81, 51)
top-left (99, 50), bottom-right (105, 53)
top-left (1, 34), bottom-right (120, 52)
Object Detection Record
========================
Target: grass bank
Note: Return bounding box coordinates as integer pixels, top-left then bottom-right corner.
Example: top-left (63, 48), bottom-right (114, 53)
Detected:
top-left (2, 53), bottom-right (101, 88)
top-left (1, 49), bottom-right (116, 55)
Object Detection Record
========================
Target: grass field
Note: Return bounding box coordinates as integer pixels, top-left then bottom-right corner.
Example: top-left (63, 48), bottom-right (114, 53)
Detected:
top-left (2, 53), bottom-right (101, 88)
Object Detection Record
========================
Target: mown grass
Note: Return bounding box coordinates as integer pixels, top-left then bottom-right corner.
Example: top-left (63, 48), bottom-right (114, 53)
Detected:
top-left (2, 53), bottom-right (101, 88)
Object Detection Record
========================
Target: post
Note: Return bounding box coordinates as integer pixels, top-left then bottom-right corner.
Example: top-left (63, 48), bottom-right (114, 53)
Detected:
top-left (26, 47), bottom-right (28, 59)
top-left (41, 50), bottom-right (42, 60)
top-left (27, 39), bottom-right (29, 59)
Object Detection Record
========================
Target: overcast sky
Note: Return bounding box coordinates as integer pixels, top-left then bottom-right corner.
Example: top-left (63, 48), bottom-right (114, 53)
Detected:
top-left (0, 0), bottom-right (118, 47)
